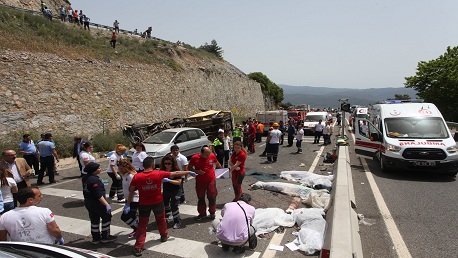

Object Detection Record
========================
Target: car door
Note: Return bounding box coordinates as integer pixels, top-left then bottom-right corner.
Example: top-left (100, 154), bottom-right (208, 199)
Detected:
top-left (174, 131), bottom-right (190, 156)
top-left (185, 129), bottom-right (205, 156)
top-left (354, 118), bottom-right (382, 159)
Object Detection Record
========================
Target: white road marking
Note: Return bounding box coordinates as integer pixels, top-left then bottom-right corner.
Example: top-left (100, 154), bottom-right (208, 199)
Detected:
top-left (260, 231), bottom-right (285, 258)
top-left (360, 158), bottom-right (412, 258)
top-left (55, 215), bottom-right (261, 258)
top-left (309, 145), bottom-right (325, 173)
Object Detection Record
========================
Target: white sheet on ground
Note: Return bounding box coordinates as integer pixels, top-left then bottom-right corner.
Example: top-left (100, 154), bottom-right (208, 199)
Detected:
top-left (280, 171), bottom-right (334, 188)
top-left (250, 181), bottom-right (313, 199)
top-left (252, 208), bottom-right (295, 235)
top-left (303, 189), bottom-right (331, 210)
top-left (292, 208), bottom-right (327, 255)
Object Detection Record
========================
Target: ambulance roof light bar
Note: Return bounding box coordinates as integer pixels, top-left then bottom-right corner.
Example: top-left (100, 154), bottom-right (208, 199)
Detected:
top-left (384, 99), bottom-right (424, 104)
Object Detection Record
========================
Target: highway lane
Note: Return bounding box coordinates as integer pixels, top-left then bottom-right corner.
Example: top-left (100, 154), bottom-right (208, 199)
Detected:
top-left (348, 128), bottom-right (458, 258)
top-left (35, 134), bottom-right (334, 257)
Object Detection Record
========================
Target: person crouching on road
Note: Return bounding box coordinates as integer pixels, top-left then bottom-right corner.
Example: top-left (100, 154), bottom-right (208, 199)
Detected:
top-left (230, 141), bottom-right (247, 202)
top-left (161, 154), bottom-right (184, 229)
top-left (212, 193), bottom-right (256, 254)
top-left (82, 162), bottom-right (117, 244)
top-left (189, 146), bottom-right (222, 221)
top-left (107, 144), bottom-right (126, 203)
top-left (126, 157), bottom-right (197, 257)
top-left (117, 159), bottom-right (139, 239)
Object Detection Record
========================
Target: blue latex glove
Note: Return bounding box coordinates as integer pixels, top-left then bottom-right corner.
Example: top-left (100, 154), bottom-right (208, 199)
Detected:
top-left (106, 204), bottom-right (112, 214)
top-left (162, 178), bottom-right (170, 183)
top-left (123, 204), bottom-right (130, 214)
top-left (189, 171), bottom-right (197, 177)
top-left (55, 237), bottom-right (64, 245)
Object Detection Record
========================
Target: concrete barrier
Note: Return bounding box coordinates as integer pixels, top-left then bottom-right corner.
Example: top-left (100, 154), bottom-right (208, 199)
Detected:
top-left (321, 146), bottom-right (363, 258)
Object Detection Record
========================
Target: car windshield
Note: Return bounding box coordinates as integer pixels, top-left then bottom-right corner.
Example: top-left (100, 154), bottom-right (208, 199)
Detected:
top-left (384, 117), bottom-right (449, 139)
top-left (305, 115), bottom-right (326, 122)
top-left (143, 131), bottom-right (176, 144)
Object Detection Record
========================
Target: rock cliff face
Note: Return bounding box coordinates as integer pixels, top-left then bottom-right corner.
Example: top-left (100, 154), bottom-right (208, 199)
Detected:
top-left (0, 49), bottom-right (266, 138)
top-left (0, 0), bottom-right (70, 13)
top-left (0, 0), bottom-right (268, 139)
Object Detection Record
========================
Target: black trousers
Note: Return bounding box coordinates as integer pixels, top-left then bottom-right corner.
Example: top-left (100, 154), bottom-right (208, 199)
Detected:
top-left (38, 156), bottom-right (55, 183)
top-left (314, 131), bottom-right (323, 144)
top-left (107, 173), bottom-right (124, 200)
top-left (23, 154), bottom-right (39, 173)
top-left (76, 155), bottom-right (83, 173)
top-left (13, 181), bottom-right (28, 208)
top-left (120, 201), bottom-right (139, 230)
top-left (267, 143), bottom-right (280, 162)
top-left (85, 201), bottom-right (112, 241)
top-left (287, 134), bottom-right (294, 146)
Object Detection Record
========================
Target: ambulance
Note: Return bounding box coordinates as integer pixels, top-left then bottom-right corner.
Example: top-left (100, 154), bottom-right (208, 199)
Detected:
top-left (354, 100), bottom-right (458, 176)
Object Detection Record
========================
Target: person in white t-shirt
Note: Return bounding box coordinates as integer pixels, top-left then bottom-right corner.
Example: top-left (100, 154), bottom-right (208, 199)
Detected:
top-left (79, 142), bottom-right (96, 177)
top-left (0, 187), bottom-right (64, 245)
top-left (0, 167), bottom-right (18, 213)
top-left (322, 121), bottom-right (331, 146)
top-left (313, 120), bottom-right (325, 144)
top-left (107, 144), bottom-right (126, 202)
top-left (170, 145), bottom-right (188, 204)
top-left (266, 123), bottom-right (282, 163)
top-left (117, 159), bottom-right (139, 239)
top-left (223, 131), bottom-right (232, 168)
top-left (131, 142), bottom-right (148, 172)
top-left (295, 124), bottom-right (304, 154)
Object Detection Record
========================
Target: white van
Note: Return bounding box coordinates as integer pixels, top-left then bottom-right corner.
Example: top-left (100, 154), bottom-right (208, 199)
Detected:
top-left (354, 100), bottom-right (458, 176)
top-left (303, 111), bottom-right (328, 135)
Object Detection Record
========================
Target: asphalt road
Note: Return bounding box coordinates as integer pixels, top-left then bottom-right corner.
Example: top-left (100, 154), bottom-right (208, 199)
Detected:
top-left (348, 126), bottom-right (458, 258)
top-left (35, 134), bottom-right (336, 258)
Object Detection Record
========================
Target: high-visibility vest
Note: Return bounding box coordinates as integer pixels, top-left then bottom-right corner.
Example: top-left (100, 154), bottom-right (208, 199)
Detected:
top-left (234, 128), bottom-right (242, 138)
top-left (213, 138), bottom-right (223, 147)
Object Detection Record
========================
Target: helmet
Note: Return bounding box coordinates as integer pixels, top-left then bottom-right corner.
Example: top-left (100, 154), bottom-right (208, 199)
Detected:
top-left (272, 122), bottom-right (279, 127)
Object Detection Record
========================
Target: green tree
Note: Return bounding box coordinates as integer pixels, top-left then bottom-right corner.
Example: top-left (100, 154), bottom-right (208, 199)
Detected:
top-left (405, 46), bottom-right (458, 122)
top-left (247, 72), bottom-right (284, 106)
top-left (199, 39), bottom-right (223, 58)
top-left (388, 94), bottom-right (410, 100)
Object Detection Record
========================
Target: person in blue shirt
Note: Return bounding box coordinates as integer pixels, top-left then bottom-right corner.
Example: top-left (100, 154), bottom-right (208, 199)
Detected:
top-left (37, 133), bottom-right (59, 185)
top-left (18, 134), bottom-right (39, 175)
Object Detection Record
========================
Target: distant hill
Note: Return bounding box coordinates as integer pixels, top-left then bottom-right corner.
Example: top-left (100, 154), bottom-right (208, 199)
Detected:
top-left (281, 85), bottom-right (418, 109)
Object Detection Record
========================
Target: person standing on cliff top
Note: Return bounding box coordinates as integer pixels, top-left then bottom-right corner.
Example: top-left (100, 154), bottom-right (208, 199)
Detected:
top-left (114, 20), bottom-right (120, 33)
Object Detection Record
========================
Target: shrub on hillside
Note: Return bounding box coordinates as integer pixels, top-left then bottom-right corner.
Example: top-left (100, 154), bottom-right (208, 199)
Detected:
top-left (92, 131), bottom-right (131, 153)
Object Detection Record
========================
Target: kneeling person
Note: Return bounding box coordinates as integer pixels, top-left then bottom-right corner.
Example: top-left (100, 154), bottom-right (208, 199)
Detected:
top-left (212, 193), bottom-right (256, 254)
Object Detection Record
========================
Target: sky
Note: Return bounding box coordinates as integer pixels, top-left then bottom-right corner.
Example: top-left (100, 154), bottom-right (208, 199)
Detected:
top-left (71, 0), bottom-right (458, 89)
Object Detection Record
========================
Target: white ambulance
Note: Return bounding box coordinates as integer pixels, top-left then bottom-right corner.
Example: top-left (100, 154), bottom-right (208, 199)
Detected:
top-left (354, 100), bottom-right (458, 176)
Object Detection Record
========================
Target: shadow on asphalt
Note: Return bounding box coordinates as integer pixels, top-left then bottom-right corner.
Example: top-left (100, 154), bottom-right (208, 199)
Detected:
top-left (62, 200), bottom-right (85, 208)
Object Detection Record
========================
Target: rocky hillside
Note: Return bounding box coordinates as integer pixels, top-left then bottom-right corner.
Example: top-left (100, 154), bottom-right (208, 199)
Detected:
top-left (0, 3), bottom-right (268, 139)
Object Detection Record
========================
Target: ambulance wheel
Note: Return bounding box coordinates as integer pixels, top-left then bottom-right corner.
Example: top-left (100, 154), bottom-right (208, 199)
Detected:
top-left (379, 155), bottom-right (389, 173)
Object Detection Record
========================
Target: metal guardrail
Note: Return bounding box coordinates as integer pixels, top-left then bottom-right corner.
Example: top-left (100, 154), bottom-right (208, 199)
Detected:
top-left (0, 3), bottom-right (161, 39)
top-left (321, 146), bottom-right (363, 258)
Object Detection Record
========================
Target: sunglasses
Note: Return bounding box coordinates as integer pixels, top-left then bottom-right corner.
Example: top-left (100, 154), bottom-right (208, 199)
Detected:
top-left (164, 162), bottom-right (172, 165)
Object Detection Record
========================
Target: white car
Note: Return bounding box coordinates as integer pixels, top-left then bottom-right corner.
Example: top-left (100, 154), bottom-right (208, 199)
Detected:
top-left (129, 127), bottom-right (209, 164)
top-left (0, 242), bottom-right (114, 258)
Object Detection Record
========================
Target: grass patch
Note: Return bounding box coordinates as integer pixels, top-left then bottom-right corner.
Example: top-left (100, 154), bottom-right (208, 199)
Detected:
top-left (0, 5), bottom-right (219, 66)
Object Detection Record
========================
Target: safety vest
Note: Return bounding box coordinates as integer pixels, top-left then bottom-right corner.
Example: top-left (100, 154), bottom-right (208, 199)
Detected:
top-left (257, 123), bottom-right (264, 133)
top-left (213, 138), bottom-right (223, 147)
top-left (234, 128), bottom-right (242, 138)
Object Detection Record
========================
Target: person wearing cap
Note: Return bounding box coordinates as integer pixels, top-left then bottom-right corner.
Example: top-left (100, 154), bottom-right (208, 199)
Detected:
top-left (82, 162), bottom-right (117, 244)
top-left (18, 134), bottom-right (39, 175)
top-left (222, 131), bottom-right (231, 169)
top-left (211, 129), bottom-right (226, 167)
top-left (266, 123), bottom-right (282, 163)
top-left (37, 133), bottom-right (59, 185)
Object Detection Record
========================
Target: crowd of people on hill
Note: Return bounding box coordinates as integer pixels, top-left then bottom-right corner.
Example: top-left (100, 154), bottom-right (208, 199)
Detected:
top-left (39, 1), bottom-right (154, 50)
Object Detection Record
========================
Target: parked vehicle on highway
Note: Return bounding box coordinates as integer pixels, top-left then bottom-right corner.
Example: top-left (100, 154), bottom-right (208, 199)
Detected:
top-left (0, 242), bottom-right (114, 258)
top-left (127, 127), bottom-right (209, 165)
top-left (303, 111), bottom-right (328, 135)
top-left (354, 100), bottom-right (458, 176)
top-left (256, 110), bottom-right (288, 134)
